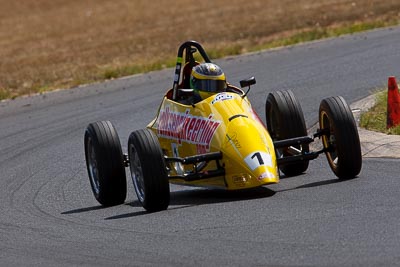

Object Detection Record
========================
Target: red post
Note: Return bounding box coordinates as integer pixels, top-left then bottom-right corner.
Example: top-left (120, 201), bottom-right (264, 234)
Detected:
top-left (387, 76), bottom-right (400, 128)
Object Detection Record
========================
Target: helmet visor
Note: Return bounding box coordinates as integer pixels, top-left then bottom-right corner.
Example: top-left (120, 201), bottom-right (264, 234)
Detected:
top-left (192, 79), bottom-right (226, 92)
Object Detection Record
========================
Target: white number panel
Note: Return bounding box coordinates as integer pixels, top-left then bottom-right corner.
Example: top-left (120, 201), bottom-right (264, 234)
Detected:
top-left (244, 152), bottom-right (272, 171)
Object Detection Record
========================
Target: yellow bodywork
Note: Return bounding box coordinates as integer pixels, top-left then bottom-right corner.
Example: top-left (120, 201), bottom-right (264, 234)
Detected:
top-left (147, 91), bottom-right (279, 190)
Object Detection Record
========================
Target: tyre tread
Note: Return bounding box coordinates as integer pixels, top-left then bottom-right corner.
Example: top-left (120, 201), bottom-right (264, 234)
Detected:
top-left (319, 97), bottom-right (362, 179)
top-left (128, 128), bottom-right (170, 212)
top-left (84, 121), bottom-right (127, 206)
top-left (265, 90), bottom-right (309, 176)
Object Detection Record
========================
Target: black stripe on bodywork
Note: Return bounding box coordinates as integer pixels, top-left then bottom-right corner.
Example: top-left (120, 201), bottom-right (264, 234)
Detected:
top-left (228, 114), bottom-right (248, 122)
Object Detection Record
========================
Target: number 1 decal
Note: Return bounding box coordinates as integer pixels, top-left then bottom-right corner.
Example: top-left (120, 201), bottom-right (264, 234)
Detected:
top-left (244, 152), bottom-right (272, 171)
top-left (251, 152), bottom-right (264, 165)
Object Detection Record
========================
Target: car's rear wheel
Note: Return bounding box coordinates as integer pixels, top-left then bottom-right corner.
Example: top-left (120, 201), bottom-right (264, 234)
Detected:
top-left (84, 121), bottom-right (127, 206)
top-left (319, 96), bottom-right (362, 179)
top-left (265, 90), bottom-right (309, 176)
top-left (128, 128), bottom-right (170, 212)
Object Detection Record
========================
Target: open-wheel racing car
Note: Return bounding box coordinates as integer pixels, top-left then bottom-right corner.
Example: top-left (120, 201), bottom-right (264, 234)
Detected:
top-left (84, 40), bottom-right (362, 212)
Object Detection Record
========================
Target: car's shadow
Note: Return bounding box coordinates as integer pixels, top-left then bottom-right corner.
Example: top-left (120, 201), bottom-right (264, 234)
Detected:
top-left (275, 177), bottom-right (345, 192)
top-left (170, 186), bottom-right (276, 205)
top-left (104, 187), bottom-right (276, 220)
top-left (61, 205), bottom-right (105, 215)
top-left (62, 176), bottom-right (352, 219)
top-left (61, 187), bottom-right (275, 219)
top-left (276, 171), bottom-right (354, 191)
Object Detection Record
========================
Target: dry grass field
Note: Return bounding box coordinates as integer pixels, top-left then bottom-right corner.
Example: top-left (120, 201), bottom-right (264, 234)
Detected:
top-left (1, 0), bottom-right (400, 99)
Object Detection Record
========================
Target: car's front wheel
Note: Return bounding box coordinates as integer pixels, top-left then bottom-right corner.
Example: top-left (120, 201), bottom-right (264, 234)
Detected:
top-left (84, 121), bottom-right (127, 206)
top-left (319, 96), bottom-right (362, 179)
top-left (265, 90), bottom-right (309, 176)
top-left (128, 128), bottom-right (170, 212)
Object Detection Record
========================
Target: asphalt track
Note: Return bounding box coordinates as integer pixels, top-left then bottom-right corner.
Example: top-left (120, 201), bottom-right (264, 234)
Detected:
top-left (1, 27), bottom-right (400, 266)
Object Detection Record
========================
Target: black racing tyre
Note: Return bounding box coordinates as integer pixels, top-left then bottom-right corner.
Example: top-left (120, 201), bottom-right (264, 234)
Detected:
top-left (128, 128), bottom-right (170, 212)
top-left (319, 96), bottom-right (362, 179)
top-left (265, 90), bottom-right (309, 176)
top-left (84, 121), bottom-right (127, 206)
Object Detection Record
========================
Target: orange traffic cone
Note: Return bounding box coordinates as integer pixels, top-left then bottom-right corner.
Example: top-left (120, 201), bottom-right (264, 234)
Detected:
top-left (387, 76), bottom-right (400, 128)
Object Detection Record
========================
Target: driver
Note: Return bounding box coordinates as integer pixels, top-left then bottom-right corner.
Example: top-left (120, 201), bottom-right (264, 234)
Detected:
top-left (189, 62), bottom-right (227, 103)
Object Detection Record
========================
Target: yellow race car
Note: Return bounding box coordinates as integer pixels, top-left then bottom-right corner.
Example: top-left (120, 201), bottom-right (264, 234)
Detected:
top-left (84, 41), bottom-right (362, 212)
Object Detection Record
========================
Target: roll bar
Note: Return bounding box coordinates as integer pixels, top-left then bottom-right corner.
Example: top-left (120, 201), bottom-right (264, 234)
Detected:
top-left (172, 41), bottom-right (212, 100)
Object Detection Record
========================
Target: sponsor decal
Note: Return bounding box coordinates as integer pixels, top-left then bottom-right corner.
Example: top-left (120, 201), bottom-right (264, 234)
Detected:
top-left (157, 106), bottom-right (221, 151)
top-left (174, 73), bottom-right (179, 83)
top-left (225, 133), bottom-right (241, 149)
top-left (232, 175), bottom-right (248, 187)
top-left (211, 93), bottom-right (233, 104)
top-left (257, 171), bottom-right (275, 181)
